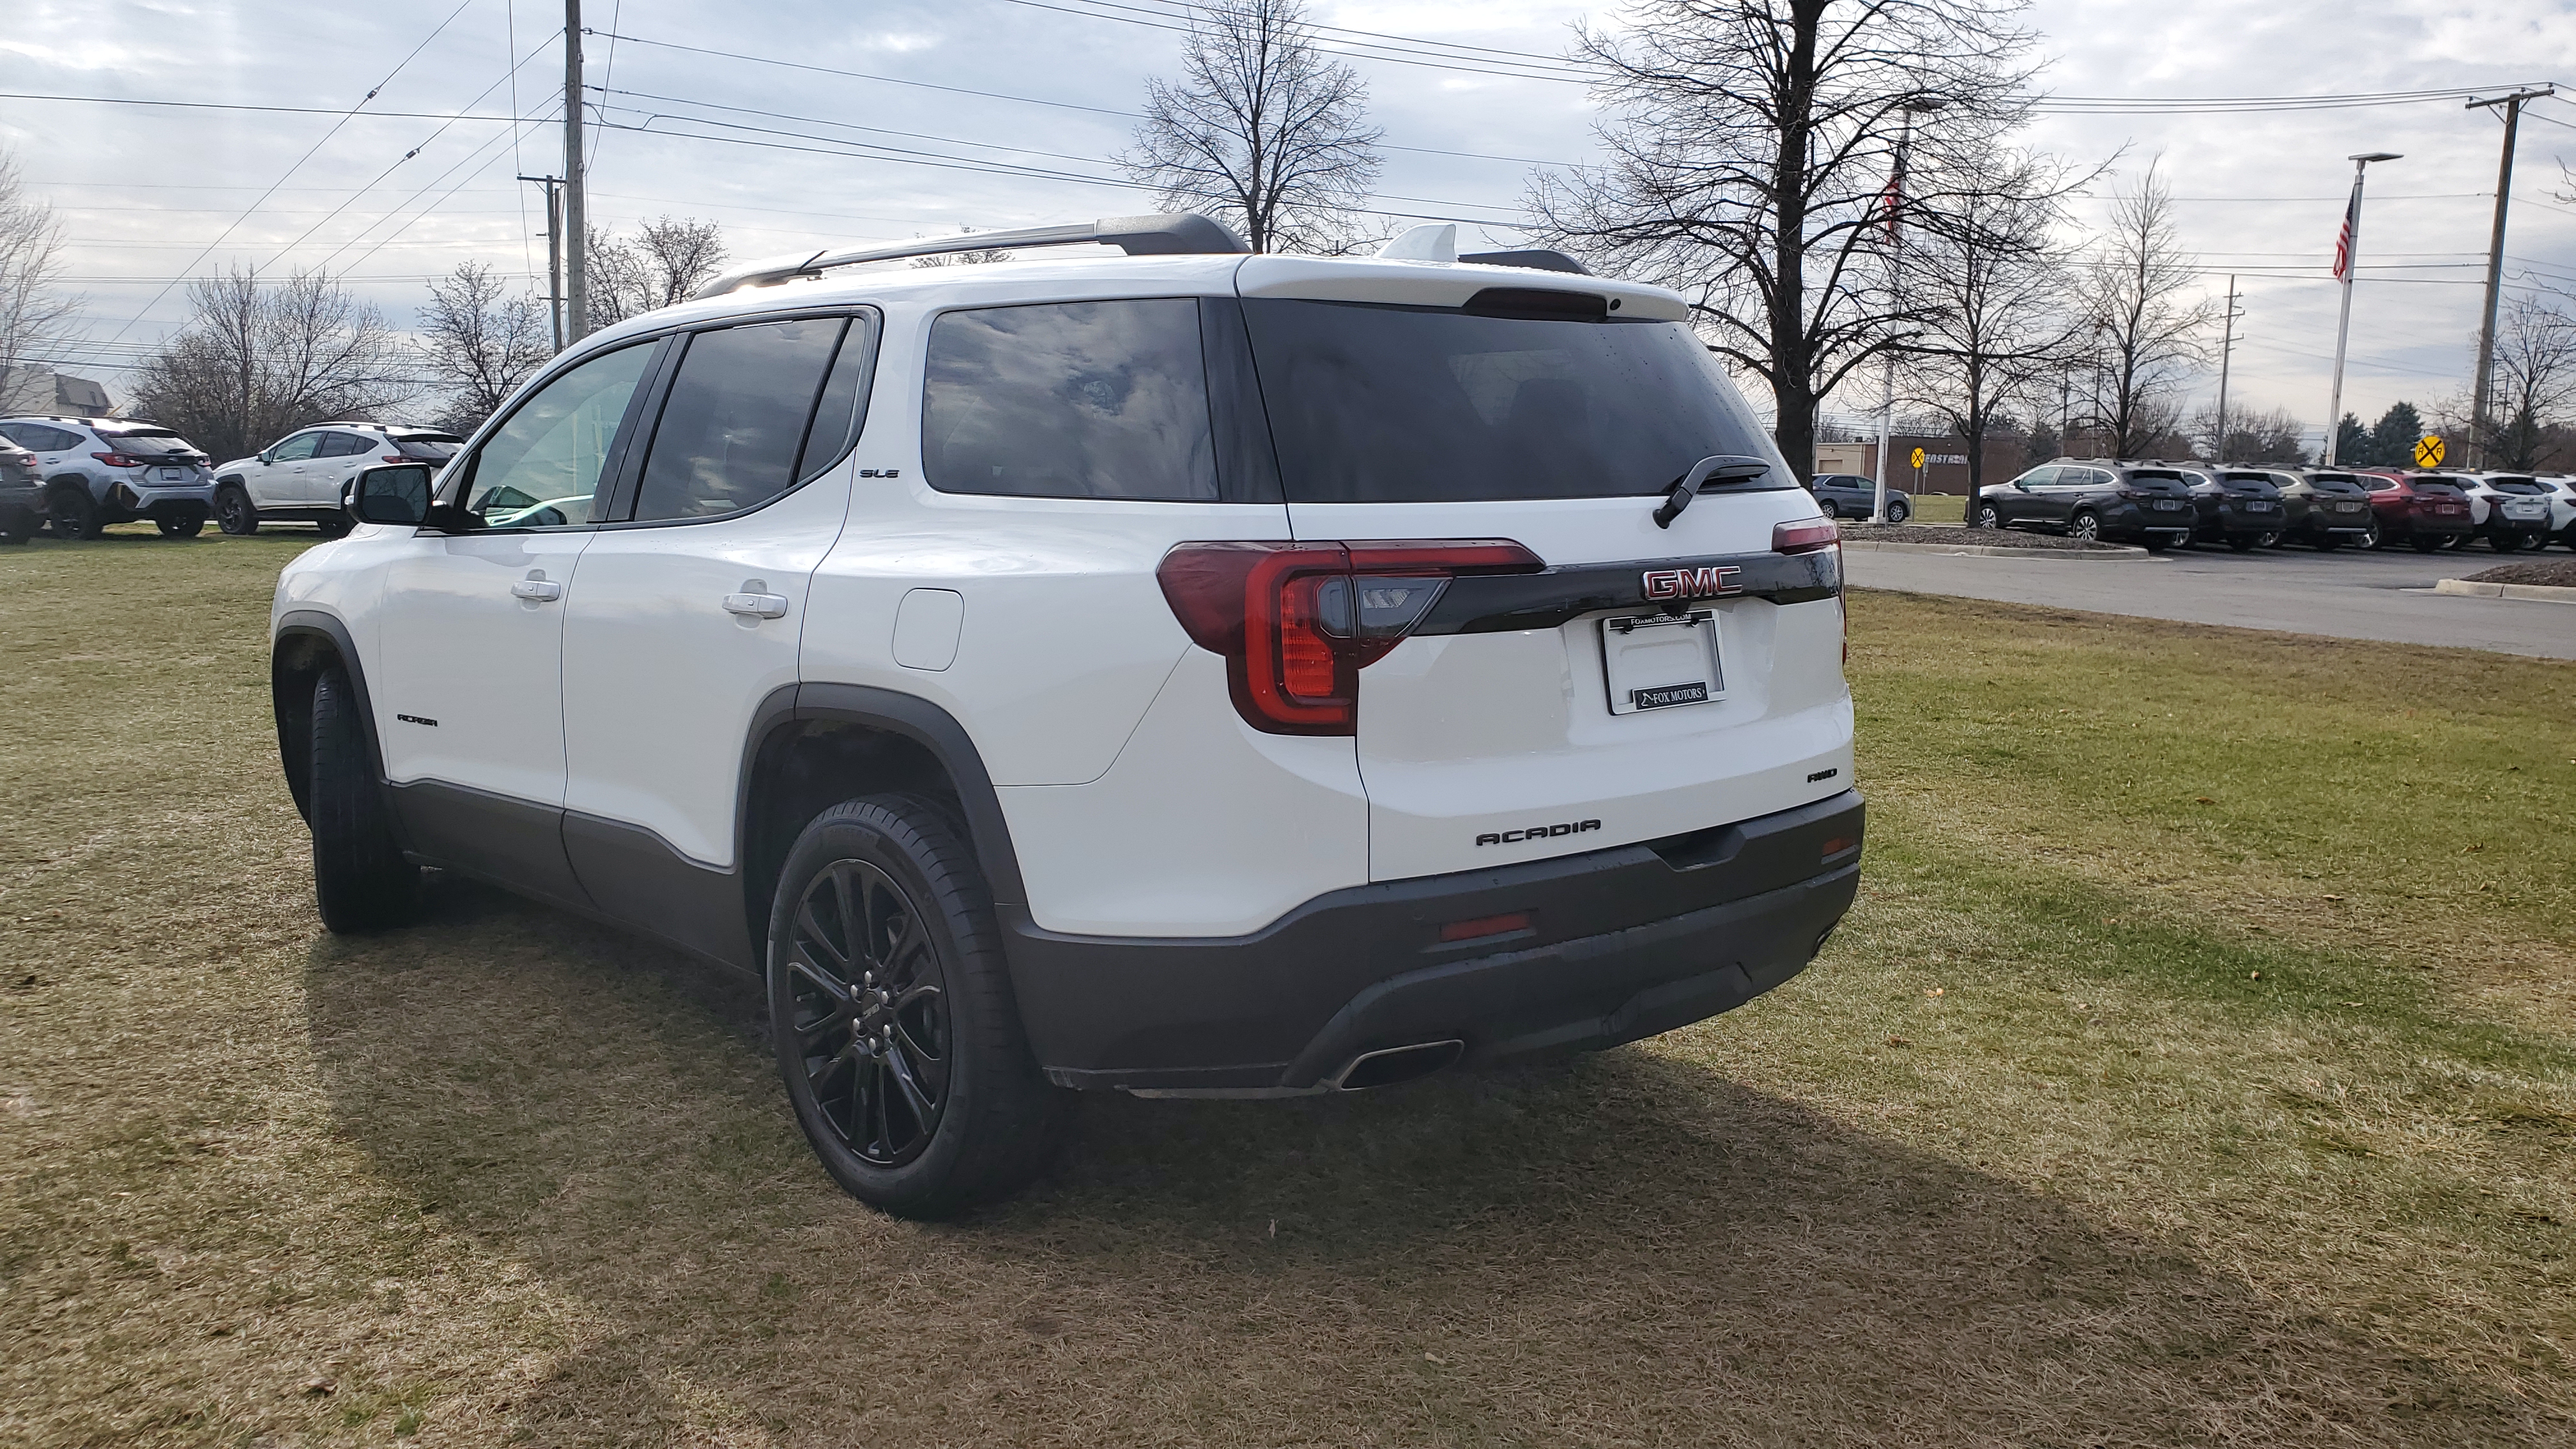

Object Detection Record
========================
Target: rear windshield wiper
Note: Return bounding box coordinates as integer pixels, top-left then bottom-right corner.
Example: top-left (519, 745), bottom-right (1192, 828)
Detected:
top-left (1653, 454), bottom-right (1773, 528)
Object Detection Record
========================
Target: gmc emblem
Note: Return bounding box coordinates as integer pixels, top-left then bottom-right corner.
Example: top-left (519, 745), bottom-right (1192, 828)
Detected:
top-left (1641, 565), bottom-right (1743, 601)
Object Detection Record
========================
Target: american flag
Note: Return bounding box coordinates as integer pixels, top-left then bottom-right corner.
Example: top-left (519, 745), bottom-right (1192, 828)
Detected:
top-left (2331, 188), bottom-right (2359, 282)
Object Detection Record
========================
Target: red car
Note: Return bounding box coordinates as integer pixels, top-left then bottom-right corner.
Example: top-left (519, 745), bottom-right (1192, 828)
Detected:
top-left (2354, 470), bottom-right (2474, 551)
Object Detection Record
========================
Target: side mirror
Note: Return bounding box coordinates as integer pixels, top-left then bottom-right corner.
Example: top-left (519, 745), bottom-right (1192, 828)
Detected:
top-left (351, 464), bottom-right (433, 527)
top-left (258, 450), bottom-right (273, 465)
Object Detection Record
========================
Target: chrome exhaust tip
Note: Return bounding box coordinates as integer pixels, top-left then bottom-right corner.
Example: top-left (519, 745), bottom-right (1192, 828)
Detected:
top-left (1329, 1039), bottom-right (1465, 1091)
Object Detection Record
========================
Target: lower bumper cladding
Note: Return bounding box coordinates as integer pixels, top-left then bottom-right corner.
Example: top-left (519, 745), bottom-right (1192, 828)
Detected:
top-left (1005, 789), bottom-right (1864, 1092)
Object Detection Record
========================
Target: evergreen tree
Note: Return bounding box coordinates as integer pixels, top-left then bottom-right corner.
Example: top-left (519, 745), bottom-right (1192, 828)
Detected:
top-left (2369, 401), bottom-right (2423, 468)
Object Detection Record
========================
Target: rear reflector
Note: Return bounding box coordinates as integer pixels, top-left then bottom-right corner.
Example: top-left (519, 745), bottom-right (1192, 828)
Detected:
top-left (1820, 836), bottom-right (1857, 861)
top-left (1774, 518), bottom-right (1841, 555)
top-left (1439, 911), bottom-right (1532, 943)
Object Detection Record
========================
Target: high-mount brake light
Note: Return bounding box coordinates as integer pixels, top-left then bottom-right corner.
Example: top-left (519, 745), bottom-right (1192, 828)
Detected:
top-left (1157, 540), bottom-right (1544, 735)
top-left (1772, 519), bottom-right (1841, 555)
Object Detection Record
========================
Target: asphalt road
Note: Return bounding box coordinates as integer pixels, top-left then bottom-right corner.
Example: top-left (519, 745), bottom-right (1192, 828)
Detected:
top-left (1846, 538), bottom-right (2576, 660)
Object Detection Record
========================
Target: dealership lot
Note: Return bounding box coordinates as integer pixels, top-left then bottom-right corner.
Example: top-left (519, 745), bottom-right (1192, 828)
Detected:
top-left (4, 533), bottom-right (2572, 1446)
top-left (1847, 539), bottom-right (2576, 659)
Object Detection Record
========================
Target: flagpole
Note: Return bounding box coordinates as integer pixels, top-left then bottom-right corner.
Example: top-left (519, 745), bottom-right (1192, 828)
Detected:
top-left (2323, 151), bottom-right (2399, 466)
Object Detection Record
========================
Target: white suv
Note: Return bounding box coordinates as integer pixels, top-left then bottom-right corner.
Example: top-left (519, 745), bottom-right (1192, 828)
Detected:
top-left (271, 215), bottom-right (1861, 1216)
top-left (215, 422), bottom-right (462, 537)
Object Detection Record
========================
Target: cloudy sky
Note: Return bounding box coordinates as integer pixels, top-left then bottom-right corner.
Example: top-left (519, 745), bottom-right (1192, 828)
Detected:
top-left (4, 0), bottom-right (2572, 447)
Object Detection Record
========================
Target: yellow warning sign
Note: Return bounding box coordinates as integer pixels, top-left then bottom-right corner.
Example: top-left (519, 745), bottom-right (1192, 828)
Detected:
top-left (2413, 434), bottom-right (2445, 468)
top-left (1910, 447), bottom-right (1926, 469)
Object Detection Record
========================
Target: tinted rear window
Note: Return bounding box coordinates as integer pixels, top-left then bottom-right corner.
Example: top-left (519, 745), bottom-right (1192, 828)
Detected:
top-left (633, 317), bottom-right (847, 521)
top-left (100, 428), bottom-right (199, 455)
top-left (923, 298), bottom-right (1217, 502)
top-left (2491, 480), bottom-right (2545, 494)
top-left (1239, 300), bottom-right (1780, 503)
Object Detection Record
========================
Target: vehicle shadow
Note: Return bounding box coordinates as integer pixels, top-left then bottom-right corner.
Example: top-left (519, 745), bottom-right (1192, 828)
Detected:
top-left (305, 878), bottom-right (2549, 1448)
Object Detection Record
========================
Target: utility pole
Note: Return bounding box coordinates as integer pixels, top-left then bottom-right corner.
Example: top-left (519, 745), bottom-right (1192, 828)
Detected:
top-left (1873, 95), bottom-right (1945, 525)
top-left (564, 0), bottom-right (587, 341)
top-left (518, 174), bottom-right (565, 351)
top-left (2211, 276), bottom-right (2240, 464)
top-left (2467, 86), bottom-right (2552, 468)
top-left (2322, 151), bottom-right (2400, 467)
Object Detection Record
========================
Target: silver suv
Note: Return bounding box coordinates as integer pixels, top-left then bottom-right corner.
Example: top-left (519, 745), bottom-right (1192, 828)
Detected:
top-left (0, 417), bottom-right (217, 539)
top-left (215, 422), bottom-right (464, 537)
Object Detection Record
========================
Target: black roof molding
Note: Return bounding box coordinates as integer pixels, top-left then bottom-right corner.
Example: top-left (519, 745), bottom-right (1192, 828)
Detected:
top-left (1459, 248), bottom-right (1591, 275)
top-left (691, 213), bottom-right (1252, 300)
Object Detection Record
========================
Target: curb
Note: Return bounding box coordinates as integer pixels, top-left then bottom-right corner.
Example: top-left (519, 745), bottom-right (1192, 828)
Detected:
top-left (2433, 577), bottom-right (2576, 604)
top-left (1841, 539), bottom-right (2149, 560)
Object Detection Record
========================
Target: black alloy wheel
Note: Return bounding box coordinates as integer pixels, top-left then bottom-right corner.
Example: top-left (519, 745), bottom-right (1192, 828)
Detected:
top-left (2067, 510), bottom-right (2101, 542)
top-left (49, 489), bottom-right (100, 540)
top-left (2365, 522), bottom-right (2386, 549)
top-left (767, 797), bottom-right (1060, 1217)
top-left (1815, 499), bottom-right (1839, 520)
top-left (2260, 530), bottom-right (2285, 549)
top-left (215, 486), bottom-right (259, 535)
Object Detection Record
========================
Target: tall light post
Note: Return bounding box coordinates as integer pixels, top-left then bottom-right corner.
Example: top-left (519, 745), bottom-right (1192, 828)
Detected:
top-left (2321, 151), bottom-right (2399, 466)
top-left (1873, 95), bottom-right (1945, 525)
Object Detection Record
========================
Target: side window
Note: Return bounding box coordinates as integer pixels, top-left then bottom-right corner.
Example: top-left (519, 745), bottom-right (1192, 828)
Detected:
top-left (923, 298), bottom-right (1217, 501)
top-left (631, 316), bottom-right (846, 523)
top-left (2016, 467), bottom-right (2059, 487)
top-left (271, 432), bottom-right (325, 462)
top-left (319, 432), bottom-right (372, 457)
top-left (801, 313), bottom-right (882, 483)
top-left (459, 342), bottom-right (658, 528)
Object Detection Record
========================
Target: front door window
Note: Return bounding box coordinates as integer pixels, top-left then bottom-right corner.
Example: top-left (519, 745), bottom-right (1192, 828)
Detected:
top-left (458, 342), bottom-right (659, 528)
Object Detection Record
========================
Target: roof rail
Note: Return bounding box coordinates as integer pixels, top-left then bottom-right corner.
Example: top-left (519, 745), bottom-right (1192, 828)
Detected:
top-left (692, 213), bottom-right (1250, 301)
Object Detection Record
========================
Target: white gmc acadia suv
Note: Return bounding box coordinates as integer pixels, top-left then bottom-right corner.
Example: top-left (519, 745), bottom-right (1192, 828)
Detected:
top-left (272, 215), bottom-right (1862, 1216)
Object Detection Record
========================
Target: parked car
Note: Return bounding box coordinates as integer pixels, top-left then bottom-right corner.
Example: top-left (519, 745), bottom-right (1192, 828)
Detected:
top-left (2186, 466), bottom-right (2287, 550)
top-left (215, 422), bottom-right (463, 536)
top-left (2455, 473), bottom-right (2556, 552)
top-left (0, 434), bottom-right (42, 543)
top-left (2531, 475), bottom-right (2576, 549)
top-left (272, 213), bottom-right (1864, 1217)
top-left (1970, 459), bottom-right (2195, 548)
top-left (0, 416), bottom-right (217, 539)
top-left (1804, 472), bottom-right (1911, 523)
top-left (2270, 468), bottom-right (2379, 549)
top-left (2354, 470), bottom-right (2474, 551)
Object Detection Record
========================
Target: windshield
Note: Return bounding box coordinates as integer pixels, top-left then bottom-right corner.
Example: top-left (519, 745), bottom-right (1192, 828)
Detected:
top-left (98, 428), bottom-right (201, 456)
top-left (1239, 300), bottom-right (1784, 503)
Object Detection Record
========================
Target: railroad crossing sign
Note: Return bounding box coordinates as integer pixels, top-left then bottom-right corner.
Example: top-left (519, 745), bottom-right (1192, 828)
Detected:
top-left (2414, 434), bottom-right (2445, 468)
top-left (1910, 447), bottom-right (1926, 469)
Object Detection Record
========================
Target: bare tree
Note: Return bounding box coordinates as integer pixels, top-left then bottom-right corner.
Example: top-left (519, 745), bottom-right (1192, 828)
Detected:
top-left (2477, 288), bottom-right (2576, 470)
top-left (1123, 0), bottom-right (1384, 254)
top-left (127, 267), bottom-right (411, 461)
top-left (2186, 402), bottom-right (2306, 464)
top-left (0, 146), bottom-right (80, 395)
top-left (418, 261), bottom-right (553, 434)
top-left (588, 217), bottom-right (729, 328)
top-left (1905, 147), bottom-right (2085, 498)
top-left (2075, 164), bottom-right (2211, 459)
top-left (1527, 0), bottom-right (2037, 474)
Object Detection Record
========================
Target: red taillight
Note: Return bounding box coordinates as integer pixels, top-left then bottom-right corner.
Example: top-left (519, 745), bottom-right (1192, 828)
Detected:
top-left (382, 454), bottom-right (406, 463)
top-left (90, 451), bottom-right (146, 469)
top-left (1157, 539), bottom-right (1544, 735)
top-left (1773, 518), bottom-right (1840, 555)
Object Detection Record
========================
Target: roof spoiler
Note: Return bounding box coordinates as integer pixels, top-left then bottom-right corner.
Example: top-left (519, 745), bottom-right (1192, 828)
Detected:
top-left (690, 213), bottom-right (1250, 300)
top-left (1460, 248), bottom-right (1590, 275)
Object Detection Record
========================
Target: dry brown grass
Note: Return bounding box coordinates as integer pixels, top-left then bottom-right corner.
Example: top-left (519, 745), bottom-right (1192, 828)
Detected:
top-left (3, 530), bottom-right (2572, 1446)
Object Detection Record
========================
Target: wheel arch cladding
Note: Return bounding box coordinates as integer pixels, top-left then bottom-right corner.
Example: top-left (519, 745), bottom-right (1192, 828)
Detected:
top-left (272, 613), bottom-right (383, 824)
top-left (739, 684), bottom-right (1030, 966)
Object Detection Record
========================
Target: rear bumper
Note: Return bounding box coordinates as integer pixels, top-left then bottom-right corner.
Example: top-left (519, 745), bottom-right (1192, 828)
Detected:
top-left (1006, 789), bottom-right (1864, 1091)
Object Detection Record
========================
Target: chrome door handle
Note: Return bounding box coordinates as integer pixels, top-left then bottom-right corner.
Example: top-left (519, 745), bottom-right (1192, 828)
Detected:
top-left (510, 578), bottom-right (564, 602)
top-left (723, 592), bottom-right (789, 619)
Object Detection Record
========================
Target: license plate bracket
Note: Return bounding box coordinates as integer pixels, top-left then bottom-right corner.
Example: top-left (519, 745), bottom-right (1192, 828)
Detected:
top-left (1601, 610), bottom-right (1722, 716)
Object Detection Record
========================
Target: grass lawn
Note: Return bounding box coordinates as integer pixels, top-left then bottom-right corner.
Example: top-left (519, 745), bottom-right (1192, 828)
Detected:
top-left (4, 528), bottom-right (2573, 1446)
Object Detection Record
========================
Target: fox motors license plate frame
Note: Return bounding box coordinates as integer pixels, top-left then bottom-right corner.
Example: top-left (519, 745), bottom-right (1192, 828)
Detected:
top-left (1600, 609), bottom-right (1723, 716)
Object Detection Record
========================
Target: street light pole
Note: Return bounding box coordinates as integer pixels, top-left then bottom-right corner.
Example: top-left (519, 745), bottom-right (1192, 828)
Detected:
top-left (2212, 275), bottom-right (2239, 463)
top-left (1873, 96), bottom-right (1944, 525)
top-left (518, 174), bottom-right (565, 352)
top-left (2322, 151), bottom-right (2398, 467)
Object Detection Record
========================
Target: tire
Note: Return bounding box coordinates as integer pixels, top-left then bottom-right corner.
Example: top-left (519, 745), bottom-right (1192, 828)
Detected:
top-left (1887, 500), bottom-right (1911, 524)
top-left (314, 512), bottom-right (353, 539)
top-left (2409, 534), bottom-right (2445, 553)
top-left (308, 665), bottom-right (421, 932)
top-left (2365, 522), bottom-right (2386, 549)
top-left (1815, 500), bottom-right (1839, 520)
top-left (767, 796), bottom-right (1062, 1218)
top-left (2142, 536), bottom-right (2170, 553)
top-left (48, 487), bottom-right (100, 540)
top-left (215, 486), bottom-right (259, 536)
top-left (2067, 510), bottom-right (2101, 542)
top-left (155, 509), bottom-right (205, 539)
top-left (1974, 502), bottom-right (2000, 530)
top-left (2258, 531), bottom-right (2283, 549)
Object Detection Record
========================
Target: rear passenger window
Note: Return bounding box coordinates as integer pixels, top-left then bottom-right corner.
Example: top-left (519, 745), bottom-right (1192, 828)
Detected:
top-left (632, 318), bottom-right (848, 522)
top-left (922, 298), bottom-right (1217, 502)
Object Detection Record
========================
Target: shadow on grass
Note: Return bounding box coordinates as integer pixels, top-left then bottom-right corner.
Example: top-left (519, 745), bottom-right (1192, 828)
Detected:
top-left (305, 878), bottom-right (2545, 1447)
